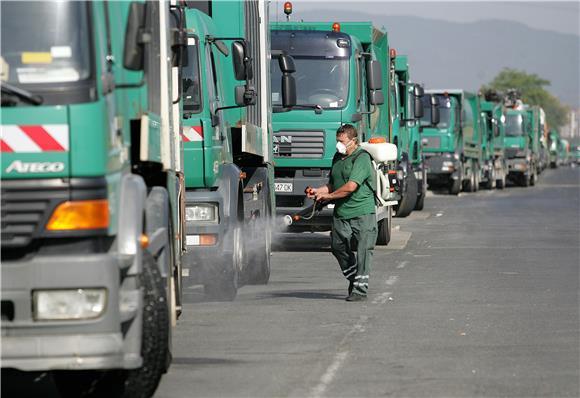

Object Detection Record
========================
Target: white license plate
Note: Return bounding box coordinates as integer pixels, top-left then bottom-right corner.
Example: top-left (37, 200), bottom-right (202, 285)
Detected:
top-left (275, 182), bottom-right (293, 193)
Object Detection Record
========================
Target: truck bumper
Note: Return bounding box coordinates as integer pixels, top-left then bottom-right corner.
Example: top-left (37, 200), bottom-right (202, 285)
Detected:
top-left (506, 158), bottom-right (528, 177)
top-left (1, 252), bottom-right (141, 371)
top-left (425, 155), bottom-right (460, 186)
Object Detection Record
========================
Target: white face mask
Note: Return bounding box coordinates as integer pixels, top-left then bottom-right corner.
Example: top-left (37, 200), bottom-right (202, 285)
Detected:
top-left (336, 139), bottom-right (352, 155)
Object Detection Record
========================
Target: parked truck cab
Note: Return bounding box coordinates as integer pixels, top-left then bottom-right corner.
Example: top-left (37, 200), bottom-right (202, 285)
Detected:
top-left (180, 0), bottom-right (296, 300)
top-left (503, 105), bottom-right (537, 186)
top-left (390, 54), bottom-right (426, 214)
top-left (421, 90), bottom-right (483, 194)
top-left (270, 20), bottom-right (396, 245)
top-left (479, 98), bottom-right (507, 189)
top-left (1, 1), bottom-right (187, 396)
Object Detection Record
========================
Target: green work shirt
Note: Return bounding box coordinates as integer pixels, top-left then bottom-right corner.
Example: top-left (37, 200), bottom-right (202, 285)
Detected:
top-left (329, 147), bottom-right (376, 219)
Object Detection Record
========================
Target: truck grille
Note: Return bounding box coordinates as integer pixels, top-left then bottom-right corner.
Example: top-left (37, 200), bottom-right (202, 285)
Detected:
top-left (1, 178), bottom-right (107, 249)
top-left (423, 136), bottom-right (441, 150)
top-left (505, 148), bottom-right (520, 159)
top-left (273, 130), bottom-right (325, 158)
top-left (1, 183), bottom-right (56, 248)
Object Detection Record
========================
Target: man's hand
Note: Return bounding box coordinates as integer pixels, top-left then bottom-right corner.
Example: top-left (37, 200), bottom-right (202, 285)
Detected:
top-left (315, 192), bottom-right (332, 202)
top-left (306, 185), bottom-right (329, 199)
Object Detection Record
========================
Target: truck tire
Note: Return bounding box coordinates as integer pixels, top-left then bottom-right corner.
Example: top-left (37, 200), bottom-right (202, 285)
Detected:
top-left (414, 190), bottom-right (425, 211)
top-left (496, 173), bottom-right (506, 190)
top-left (394, 171), bottom-right (417, 218)
top-left (376, 207), bottom-right (392, 246)
top-left (521, 173), bottom-right (531, 187)
top-left (204, 225), bottom-right (241, 301)
top-left (53, 252), bottom-right (170, 398)
top-left (449, 176), bottom-right (461, 195)
top-left (244, 193), bottom-right (272, 285)
top-left (485, 167), bottom-right (495, 190)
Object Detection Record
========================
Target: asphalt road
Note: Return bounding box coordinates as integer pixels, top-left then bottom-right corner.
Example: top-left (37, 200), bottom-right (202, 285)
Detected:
top-left (3, 167), bottom-right (579, 397)
top-left (155, 167), bottom-right (579, 398)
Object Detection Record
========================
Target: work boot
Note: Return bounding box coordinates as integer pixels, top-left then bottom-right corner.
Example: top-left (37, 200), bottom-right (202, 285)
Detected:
top-left (345, 293), bottom-right (367, 302)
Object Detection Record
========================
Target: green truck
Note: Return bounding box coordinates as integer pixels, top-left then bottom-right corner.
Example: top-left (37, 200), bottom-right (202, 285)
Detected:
top-left (503, 101), bottom-right (538, 186)
top-left (269, 20), bottom-right (399, 244)
top-left (1, 1), bottom-right (187, 396)
top-left (548, 128), bottom-right (560, 168)
top-left (479, 97), bottom-right (507, 189)
top-left (391, 54), bottom-right (427, 213)
top-left (181, 0), bottom-right (296, 300)
top-left (421, 90), bottom-right (483, 194)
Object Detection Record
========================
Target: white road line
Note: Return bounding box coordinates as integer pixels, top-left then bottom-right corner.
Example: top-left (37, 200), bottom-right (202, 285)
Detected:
top-left (396, 260), bottom-right (408, 269)
top-left (309, 315), bottom-right (369, 398)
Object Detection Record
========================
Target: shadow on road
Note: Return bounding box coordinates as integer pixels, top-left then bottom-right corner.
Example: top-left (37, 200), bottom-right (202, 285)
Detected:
top-left (272, 232), bottom-right (332, 252)
top-left (172, 357), bottom-right (246, 366)
top-left (257, 290), bottom-right (345, 301)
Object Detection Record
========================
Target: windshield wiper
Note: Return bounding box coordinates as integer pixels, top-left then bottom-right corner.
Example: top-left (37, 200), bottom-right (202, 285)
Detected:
top-left (273, 103), bottom-right (324, 114)
top-left (1, 82), bottom-right (43, 106)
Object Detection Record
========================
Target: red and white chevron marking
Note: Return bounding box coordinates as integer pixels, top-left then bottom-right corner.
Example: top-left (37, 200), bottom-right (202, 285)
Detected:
top-left (181, 126), bottom-right (203, 142)
top-left (0, 125), bottom-right (69, 153)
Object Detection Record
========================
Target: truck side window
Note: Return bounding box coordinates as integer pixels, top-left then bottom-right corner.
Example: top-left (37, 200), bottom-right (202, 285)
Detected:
top-left (144, 2), bottom-right (161, 115)
top-left (182, 36), bottom-right (202, 114)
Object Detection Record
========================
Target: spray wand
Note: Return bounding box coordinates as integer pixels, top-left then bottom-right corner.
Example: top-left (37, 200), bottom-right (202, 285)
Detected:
top-left (283, 187), bottom-right (328, 226)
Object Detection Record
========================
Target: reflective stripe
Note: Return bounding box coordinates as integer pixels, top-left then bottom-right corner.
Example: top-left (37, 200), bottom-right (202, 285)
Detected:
top-left (355, 275), bottom-right (369, 280)
top-left (342, 264), bottom-right (356, 274)
top-left (345, 269), bottom-right (357, 279)
top-left (353, 282), bottom-right (369, 287)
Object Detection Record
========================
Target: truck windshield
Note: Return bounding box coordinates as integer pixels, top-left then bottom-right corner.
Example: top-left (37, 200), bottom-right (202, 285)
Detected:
top-left (182, 38), bottom-right (202, 114)
top-left (420, 95), bottom-right (451, 128)
top-left (1, 1), bottom-right (91, 86)
top-left (271, 57), bottom-right (349, 109)
top-left (505, 114), bottom-right (524, 136)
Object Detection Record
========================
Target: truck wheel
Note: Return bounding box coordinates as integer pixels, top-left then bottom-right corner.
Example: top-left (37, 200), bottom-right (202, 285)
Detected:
top-left (204, 225), bottom-right (241, 301)
top-left (496, 173), bottom-right (506, 190)
top-left (53, 252), bottom-right (170, 398)
top-left (449, 176), bottom-right (461, 195)
top-left (414, 191), bottom-right (425, 211)
top-left (521, 173), bottom-right (531, 187)
top-left (376, 207), bottom-right (392, 246)
top-left (394, 171), bottom-right (417, 218)
top-left (243, 187), bottom-right (272, 285)
top-left (485, 167), bottom-right (495, 190)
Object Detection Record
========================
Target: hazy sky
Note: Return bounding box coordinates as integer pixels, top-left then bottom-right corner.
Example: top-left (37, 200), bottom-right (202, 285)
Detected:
top-left (270, 1), bottom-right (580, 36)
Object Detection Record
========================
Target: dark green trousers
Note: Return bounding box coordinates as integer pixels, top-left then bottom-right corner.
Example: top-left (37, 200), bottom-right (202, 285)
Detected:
top-left (331, 213), bottom-right (378, 296)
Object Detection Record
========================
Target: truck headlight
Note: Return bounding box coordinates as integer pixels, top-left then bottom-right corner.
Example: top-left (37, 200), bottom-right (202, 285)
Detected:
top-left (33, 289), bottom-right (107, 321)
top-left (185, 204), bottom-right (218, 222)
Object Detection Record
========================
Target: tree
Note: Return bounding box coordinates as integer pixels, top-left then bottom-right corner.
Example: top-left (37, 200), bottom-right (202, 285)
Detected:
top-left (480, 68), bottom-right (569, 128)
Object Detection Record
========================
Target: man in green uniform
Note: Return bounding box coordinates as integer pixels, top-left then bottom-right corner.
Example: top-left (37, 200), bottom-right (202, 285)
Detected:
top-left (308, 124), bottom-right (377, 302)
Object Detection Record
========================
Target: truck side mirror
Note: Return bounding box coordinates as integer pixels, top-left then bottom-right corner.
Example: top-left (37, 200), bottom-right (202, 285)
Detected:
top-left (369, 90), bottom-right (384, 105)
top-left (278, 54), bottom-right (296, 74)
top-left (232, 41), bottom-right (253, 81)
top-left (281, 74), bottom-right (296, 108)
top-left (123, 2), bottom-right (147, 71)
top-left (413, 85), bottom-right (424, 97)
top-left (366, 60), bottom-right (383, 91)
top-left (430, 95), bottom-right (440, 125)
top-left (276, 53), bottom-right (296, 108)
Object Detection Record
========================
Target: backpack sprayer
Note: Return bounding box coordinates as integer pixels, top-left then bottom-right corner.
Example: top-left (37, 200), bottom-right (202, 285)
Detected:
top-left (282, 187), bottom-right (327, 226)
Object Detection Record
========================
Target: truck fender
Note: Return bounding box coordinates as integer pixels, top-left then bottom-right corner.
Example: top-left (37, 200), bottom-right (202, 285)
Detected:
top-left (117, 173), bottom-right (147, 276)
top-left (242, 167), bottom-right (272, 218)
top-left (216, 163), bottom-right (244, 222)
top-left (145, 187), bottom-right (170, 278)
